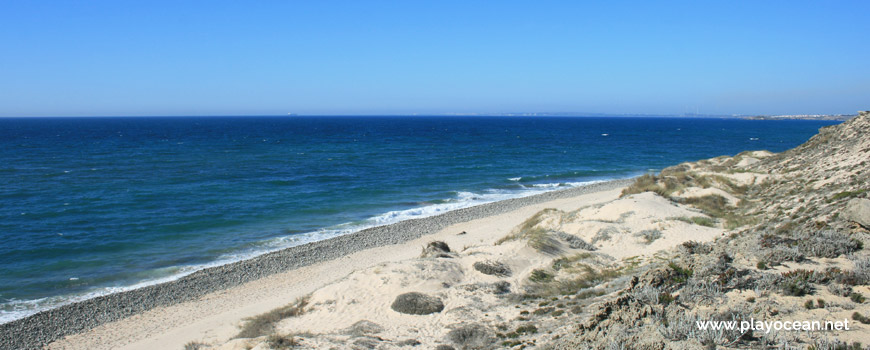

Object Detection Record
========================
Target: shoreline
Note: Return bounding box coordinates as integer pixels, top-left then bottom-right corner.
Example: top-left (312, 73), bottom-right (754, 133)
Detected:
top-left (0, 178), bottom-right (634, 349)
top-left (0, 178), bottom-right (616, 324)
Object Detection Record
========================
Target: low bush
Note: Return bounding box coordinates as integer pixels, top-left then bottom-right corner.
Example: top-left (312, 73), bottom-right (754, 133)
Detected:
top-left (515, 324), bottom-right (537, 335)
top-left (345, 320), bottom-right (384, 337)
top-left (533, 307), bottom-right (554, 315)
top-left (659, 310), bottom-right (748, 346)
top-left (679, 278), bottom-right (723, 304)
top-left (421, 241), bottom-right (452, 258)
top-left (266, 334), bottom-right (299, 349)
top-left (633, 229), bottom-right (663, 244)
top-left (852, 312), bottom-right (870, 325)
top-left (491, 281), bottom-right (511, 295)
top-left (630, 285), bottom-right (661, 305)
top-left (679, 241), bottom-right (712, 255)
top-left (808, 338), bottom-right (864, 350)
top-left (447, 324), bottom-right (495, 349)
top-left (473, 260), bottom-right (512, 277)
top-left (391, 292), bottom-right (445, 315)
top-left (668, 262), bottom-right (693, 284)
top-left (828, 283), bottom-right (853, 297)
top-left (781, 273), bottom-right (814, 297)
top-left (760, 246), bottom-right (805, 266)
top-left (849, 258), bottom-right (870, 285)
top-left (797, 230), bottom-right (862, 259)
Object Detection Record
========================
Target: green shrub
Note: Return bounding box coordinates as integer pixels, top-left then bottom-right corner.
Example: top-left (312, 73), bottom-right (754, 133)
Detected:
top-left (659, 292), bottom-right (675, 305)
top-left (781, 277), bottom-right (813, 297)
top-left (668, 262), bottom-right (693, 284)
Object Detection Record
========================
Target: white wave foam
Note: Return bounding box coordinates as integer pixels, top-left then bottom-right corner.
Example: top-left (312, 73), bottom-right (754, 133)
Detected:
top-left (0, 178), bottom-right (608, 324)
top-left (531, 183), bottom-right (561, 188)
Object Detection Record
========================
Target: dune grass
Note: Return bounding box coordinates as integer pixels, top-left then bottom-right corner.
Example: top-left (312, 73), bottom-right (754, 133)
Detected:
top-left (671, 216), bottom-right (717, 227)
top-left (236, 296), bottom-right (310, 339)
top-left (497, 208), bottom-right (565, 254)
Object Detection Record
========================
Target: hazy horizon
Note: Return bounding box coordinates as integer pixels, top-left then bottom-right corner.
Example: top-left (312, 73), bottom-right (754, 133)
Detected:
top-left (0, 112), bottom-right (857, 118)
top-left (1, 1), bottom-right (868, 117)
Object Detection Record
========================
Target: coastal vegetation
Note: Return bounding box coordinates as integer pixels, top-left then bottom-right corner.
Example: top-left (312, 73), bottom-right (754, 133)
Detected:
top-left (236, 296), bottom-right (309, 339)
top-left (671, 216), bottom-right (717, 227)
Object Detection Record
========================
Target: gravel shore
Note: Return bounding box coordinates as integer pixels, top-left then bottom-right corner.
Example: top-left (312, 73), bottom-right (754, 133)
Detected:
top-left (0, 178), bottom-right (632, 350)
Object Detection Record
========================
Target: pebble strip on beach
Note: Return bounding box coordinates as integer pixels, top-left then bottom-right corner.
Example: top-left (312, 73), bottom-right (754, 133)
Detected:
top-left (0, 178), bottom-right (633, 349)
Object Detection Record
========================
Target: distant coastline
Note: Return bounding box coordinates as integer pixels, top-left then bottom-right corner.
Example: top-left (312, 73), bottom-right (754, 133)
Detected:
top-left (741, 113), bottom-right (856, 121)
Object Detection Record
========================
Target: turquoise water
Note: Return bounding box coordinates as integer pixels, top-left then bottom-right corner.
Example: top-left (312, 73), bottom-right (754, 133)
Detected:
top-left (0, 116), bottom-right (838, 322)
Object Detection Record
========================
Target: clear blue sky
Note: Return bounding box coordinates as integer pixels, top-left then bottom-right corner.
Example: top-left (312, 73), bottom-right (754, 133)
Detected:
top-left (1, 1), bottom-right (868, 116)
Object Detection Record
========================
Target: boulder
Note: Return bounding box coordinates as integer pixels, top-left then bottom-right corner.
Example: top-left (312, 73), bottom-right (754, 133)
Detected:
top-left (843, 198), bottom-right (870, 228)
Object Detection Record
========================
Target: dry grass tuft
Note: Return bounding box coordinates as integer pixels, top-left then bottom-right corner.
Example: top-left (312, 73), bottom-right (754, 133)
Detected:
top-left (236, 296), bottom-right (310, 339)
top-left (529, 264), bottom-right (624, 296)
top-left (497, 208), bottom-right (567, 254)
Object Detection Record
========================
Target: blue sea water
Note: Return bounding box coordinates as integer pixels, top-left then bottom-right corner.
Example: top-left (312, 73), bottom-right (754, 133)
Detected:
top-left (0, 116), bottom-right (838, 322)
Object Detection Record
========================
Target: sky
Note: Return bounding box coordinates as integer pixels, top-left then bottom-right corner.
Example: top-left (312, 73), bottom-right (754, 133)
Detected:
top-left (0, 1), bottom-right (868, 117)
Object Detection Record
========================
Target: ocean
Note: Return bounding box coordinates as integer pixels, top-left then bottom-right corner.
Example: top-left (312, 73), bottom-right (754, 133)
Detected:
top-left (0, 116), bottom-right (838, 322)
